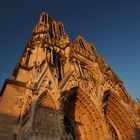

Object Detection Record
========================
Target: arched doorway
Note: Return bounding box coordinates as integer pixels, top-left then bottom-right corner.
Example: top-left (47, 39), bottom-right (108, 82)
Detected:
top-left (62, 87), bottom-right (110, 140)
top-left (102, 90), bottom-right (140, 140)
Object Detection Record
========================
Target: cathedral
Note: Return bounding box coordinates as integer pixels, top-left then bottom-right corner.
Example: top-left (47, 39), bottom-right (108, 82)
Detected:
top-left (0, 12), bottom-right (140, 140)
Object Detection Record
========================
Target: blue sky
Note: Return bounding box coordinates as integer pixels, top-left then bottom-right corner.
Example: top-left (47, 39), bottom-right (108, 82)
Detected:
top-left (0, 0), bottom-right (140, 99)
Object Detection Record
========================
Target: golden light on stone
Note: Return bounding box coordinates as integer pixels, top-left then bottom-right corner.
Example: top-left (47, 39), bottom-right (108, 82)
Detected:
top-left (0, 12), bottom-right (140, 140)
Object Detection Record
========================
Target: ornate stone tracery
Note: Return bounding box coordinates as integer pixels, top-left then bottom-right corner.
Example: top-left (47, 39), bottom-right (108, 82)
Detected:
top-left (0, 12), bottom-right (140, 140)
top-left (20, 96), bottom-right (32, 126)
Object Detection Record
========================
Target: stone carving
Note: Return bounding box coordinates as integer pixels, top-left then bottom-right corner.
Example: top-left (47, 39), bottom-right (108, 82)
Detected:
top-left (64, 66), bottom-right (98, 99)
top-left (0, 12), bottom-right (140, 140)
top-left (32, 93), bottom-right (58, 138)
top-left (20, 96), bottom-right (32, 126)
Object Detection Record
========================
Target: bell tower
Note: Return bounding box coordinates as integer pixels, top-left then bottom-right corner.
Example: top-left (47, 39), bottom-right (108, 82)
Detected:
top-left (0, 12), bottom-right (140, 140)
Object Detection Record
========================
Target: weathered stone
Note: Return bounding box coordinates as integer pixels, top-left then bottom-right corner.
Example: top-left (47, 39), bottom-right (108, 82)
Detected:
top-left (0, 12), bottom-right (140, 140)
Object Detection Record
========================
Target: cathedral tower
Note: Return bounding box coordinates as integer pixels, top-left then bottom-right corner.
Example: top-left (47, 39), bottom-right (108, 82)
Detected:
top-left (0, 12), bottom-right (140, 140)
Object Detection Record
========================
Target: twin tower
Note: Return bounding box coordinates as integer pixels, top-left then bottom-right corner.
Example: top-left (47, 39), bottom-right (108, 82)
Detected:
top-left (0, 12), bottom-right (140, 140)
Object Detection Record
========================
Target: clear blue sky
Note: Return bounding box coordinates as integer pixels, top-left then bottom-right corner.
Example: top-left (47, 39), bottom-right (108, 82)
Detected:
top-left (0, 0), bottom-right (140, 99)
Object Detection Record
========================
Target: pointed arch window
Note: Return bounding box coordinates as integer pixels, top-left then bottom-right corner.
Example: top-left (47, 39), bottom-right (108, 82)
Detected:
top-left (25, 50), bottom-right (31, 66)
top-left (41, 14), bottom-right (48, 23)
top-left (49, 22), bottom-right (55, 38)
top-left (59, 24), bottom-right (62, 35)
top-left (42, 14), bottom-right (45, 22)
top-left (44, 15), bottom-right (47, 23)
top-left (53, 51), bottom-right (63, 81)
top-left (78, 38), bottom-right (86, 50)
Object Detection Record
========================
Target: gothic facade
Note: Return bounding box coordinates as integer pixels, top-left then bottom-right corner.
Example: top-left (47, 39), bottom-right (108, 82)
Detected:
top-left (0, 12), bottom-right (140, 140)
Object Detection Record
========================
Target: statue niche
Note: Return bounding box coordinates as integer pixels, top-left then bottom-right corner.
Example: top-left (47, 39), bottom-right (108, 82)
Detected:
top-left (62, 89), bottom-right (78, 140)
top-left (20, 96), bottom-right (32, 126)
top-left (102, 91), bottom-right (119, 140)
top-left (46, 47), bottom-right (63, 82)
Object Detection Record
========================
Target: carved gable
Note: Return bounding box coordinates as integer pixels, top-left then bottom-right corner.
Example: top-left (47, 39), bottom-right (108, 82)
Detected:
top-left (0, 12), bottom-right (140, 140)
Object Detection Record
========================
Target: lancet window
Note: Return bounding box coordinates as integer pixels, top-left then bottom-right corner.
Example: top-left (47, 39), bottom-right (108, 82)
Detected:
top-left (41, 14), bottom-right (48, 23)
top-left (25, 50), bottom-right (31, 66)
top-left (53, 51), bottom-right (63, 81)
top-left (49, 22), bottom-right (55, 38)
top-left (78, 38), bottom-right (86, 50)
top-left (42, 14), bottom-right (45, 22)
top-left (59, 24), bottom-right (62, 35)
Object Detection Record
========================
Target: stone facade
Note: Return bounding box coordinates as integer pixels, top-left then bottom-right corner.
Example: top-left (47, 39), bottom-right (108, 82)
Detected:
top-left (0, 12), bottom-right (140, 140)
